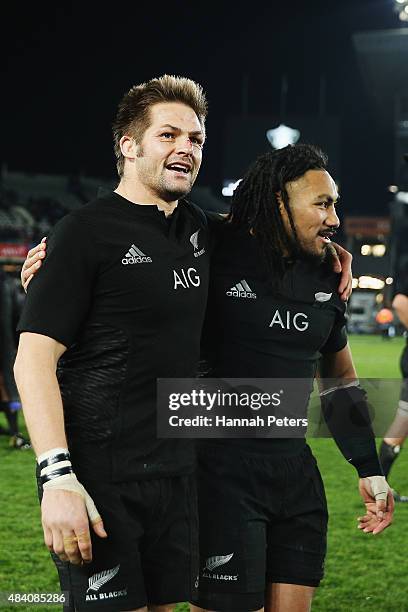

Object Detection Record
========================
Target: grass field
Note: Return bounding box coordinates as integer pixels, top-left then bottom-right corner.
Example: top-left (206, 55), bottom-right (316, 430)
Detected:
top-left (0, 335), bottom-right (407, 611)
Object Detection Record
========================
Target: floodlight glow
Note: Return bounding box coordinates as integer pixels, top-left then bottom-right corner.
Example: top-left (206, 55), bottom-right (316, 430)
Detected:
top-left (352, 278), bottom-right (359, 289)
top-left (396, 0), bottom-right (406, 4)
top-left (266, 124), bottom-right (300, 149)
top-left (386, 277), bottom-right (394, 285)
top-left (396, 191), bottom-right (408, 203)
top-left (361, 244), bottom-right (371, 256)
top-left (388, 185), bottom-right (399, 193)
top-left (372, 244), bottom-right (386, 257)
top-left (405, 5), bottom-right (408, 12)
top-left (358, 276), bottom-right (385, 290)
top-left (376, 294), bottom-right (384, 304)
top-left (399, 10), bottom-right (408, 20)
top-left (222, 179), bottom-right (242, 197)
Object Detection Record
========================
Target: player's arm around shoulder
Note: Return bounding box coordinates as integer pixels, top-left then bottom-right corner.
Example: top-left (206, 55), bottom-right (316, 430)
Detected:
top-left (392, 293), bottom-right (408, 328)
top-left (21, 237), bottom-right (47, 292)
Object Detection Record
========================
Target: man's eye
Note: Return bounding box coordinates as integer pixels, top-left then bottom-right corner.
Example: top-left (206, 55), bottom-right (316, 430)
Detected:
top-left (191, 137), bottom-right (203, 147)
top-left (161, 132), bottom-right (174, 138)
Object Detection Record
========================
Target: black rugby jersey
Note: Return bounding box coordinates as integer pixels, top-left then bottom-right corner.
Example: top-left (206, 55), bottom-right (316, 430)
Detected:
top-left (18, 192), bottom-right (209, 481)
top-left (200, 219), bottom-right (347, 454)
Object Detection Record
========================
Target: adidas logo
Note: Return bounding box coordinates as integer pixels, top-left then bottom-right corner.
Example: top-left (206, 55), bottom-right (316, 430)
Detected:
top-left (226, 280), bottom-right (256, 299)
top-left (122, 244), bottom-right (152, 265)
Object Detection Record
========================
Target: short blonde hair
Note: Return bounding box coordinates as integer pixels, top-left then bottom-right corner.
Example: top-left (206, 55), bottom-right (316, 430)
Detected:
top-left (112, 74), bottom-right (208, 177)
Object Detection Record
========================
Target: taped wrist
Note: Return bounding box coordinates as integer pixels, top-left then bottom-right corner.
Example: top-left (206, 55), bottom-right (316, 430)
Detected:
top-left (320, 384), bottom-right (383, 477)
top-left (37, 448), bottom-right (101, 524)
top-left (42, 472), bottom-right (101, 524)
top-left (37, 447), bottom-right (73, 485)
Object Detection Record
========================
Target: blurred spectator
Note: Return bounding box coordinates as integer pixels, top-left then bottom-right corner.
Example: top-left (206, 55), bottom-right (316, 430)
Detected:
top-left (0, 268), bottom-right (30, 449)
top-left (375, 306), bottom-right (395, 340)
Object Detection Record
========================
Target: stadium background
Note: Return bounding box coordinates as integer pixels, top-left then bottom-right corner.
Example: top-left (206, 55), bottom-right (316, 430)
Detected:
top-left (2, 1), bottom-right (408, 610)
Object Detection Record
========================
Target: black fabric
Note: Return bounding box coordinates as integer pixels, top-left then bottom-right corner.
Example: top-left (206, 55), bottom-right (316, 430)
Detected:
top-left (18, 193), bottom-right (210, 480)
top-left (191, 444), bottom-right (327, 610)
top-left (36, 467), bottom-right (199, 610)
top-left (200, 222), bottom-right (347, 454)
top-left (320, 385), bottom-right (382, 477)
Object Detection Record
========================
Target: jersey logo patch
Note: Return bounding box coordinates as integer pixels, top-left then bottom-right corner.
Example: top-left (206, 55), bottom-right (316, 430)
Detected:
top-left (87, 565), bottom-right (120, 592)
top-left (190, 229), bottom-right (205, 258)
top-left (314, 291), bottom-right (332, 303)
top-left (204, 553), bottom-right (234, 571)
top-left (226, 280), bottom-right (257, 299)
top-left (122, 244), bottom-right (152, 265)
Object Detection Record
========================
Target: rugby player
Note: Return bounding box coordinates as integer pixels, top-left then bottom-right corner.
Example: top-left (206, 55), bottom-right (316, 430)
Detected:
top-left (189, 145), bottom-right (394, 612)
top-left (14, 75), bottom-right (210, 612)
top-left (379, 279), bottom-right (408, 502)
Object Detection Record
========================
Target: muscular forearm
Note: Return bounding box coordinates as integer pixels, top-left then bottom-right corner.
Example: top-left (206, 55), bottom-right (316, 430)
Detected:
top-left (392, 294), bottom-right (408, 329)
top-left (14, 338), bottom-right (67, 456)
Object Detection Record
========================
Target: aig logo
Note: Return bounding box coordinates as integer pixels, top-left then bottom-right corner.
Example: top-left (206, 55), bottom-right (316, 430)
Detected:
top-left (269, 309), bottom-right (309, 332)
top-left (174, 267), bottom-right (200, 289)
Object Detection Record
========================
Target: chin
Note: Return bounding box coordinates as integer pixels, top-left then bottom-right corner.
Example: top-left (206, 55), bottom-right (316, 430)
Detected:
top-left (162, 185), bottom-right (193, 201)
top-left (300, 245), bottom-right (328, 265)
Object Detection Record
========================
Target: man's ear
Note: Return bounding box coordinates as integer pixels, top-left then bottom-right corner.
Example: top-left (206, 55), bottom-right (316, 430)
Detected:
top-left (119, 135), bottom-right (137, 161)
top-left (276, 192), bottom-right (285, 214)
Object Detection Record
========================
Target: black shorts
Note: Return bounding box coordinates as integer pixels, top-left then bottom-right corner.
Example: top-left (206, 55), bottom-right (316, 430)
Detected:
top-left (191, 444), bottom-right (328, 612)
top-left (36, 470), bottom-right (198, 611)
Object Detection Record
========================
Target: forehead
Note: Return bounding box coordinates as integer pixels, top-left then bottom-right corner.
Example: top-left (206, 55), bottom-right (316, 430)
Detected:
top-left (287, 169), bottom-right (338, 200)
top-left (147, 102), bottom-right (202, 132)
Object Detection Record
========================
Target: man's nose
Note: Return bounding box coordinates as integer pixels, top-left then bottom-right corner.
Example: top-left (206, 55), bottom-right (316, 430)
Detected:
top-left (176, 136), bottom-right (194, 155)
top-left (327, 207), bottom-right (340, 228)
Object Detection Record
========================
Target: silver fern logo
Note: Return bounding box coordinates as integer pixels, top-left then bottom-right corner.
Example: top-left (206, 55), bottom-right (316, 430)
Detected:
top-left (190, 229), bottom-right (205, 258)
top-left (87, 565), bottom-right (120, 593)
top-left (205, 553), bottom-right (234, 571)
top-left (190, 230), bottom-right (200, 251)
top-left (314, 291), bottom-right (332, 303)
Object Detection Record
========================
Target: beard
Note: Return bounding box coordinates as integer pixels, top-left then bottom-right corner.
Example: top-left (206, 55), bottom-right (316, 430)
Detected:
top-left (290, 235), bottom-right (332, 267)
top-left (156, 174), bottom-right (194, 201)
top-left (136, 151), bottom-right (196, 202)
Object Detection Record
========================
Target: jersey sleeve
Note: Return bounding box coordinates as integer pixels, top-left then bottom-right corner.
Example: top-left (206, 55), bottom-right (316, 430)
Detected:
top-left (319, 303), bottom-right (348, 355)
top-left (17, 213), bottom-right (99, 347)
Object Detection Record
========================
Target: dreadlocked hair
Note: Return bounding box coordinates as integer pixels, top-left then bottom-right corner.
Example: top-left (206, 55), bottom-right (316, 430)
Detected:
top-left (228, 143), bottom-right (328, 280)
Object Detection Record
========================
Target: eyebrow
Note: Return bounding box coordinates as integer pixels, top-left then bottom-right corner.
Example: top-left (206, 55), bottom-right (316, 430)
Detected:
top-left (158, 124), bottom-right (204, 137)
top-left (315, 194), bottom-right (340, 204)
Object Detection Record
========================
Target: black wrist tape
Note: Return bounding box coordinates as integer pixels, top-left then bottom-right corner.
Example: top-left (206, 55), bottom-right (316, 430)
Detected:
top-left (321, 384), bottom-right (383, 477)
top-left (40, 465), bottom-right (73, 485)
top-left (38, 452), bottom-right (70, 471)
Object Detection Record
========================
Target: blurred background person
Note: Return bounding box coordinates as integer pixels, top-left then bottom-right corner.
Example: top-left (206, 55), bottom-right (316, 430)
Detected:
top-left (379, 280), bottom-right (408, 501)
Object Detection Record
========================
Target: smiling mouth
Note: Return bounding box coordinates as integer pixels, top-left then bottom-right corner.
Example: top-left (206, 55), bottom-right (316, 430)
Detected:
top-left (317, 230), bottom-right (335, 244)
top-left (166, 163), bottom-right (191, 175)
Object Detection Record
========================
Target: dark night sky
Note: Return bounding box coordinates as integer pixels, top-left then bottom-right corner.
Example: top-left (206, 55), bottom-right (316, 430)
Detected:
top-left (2, 0), bottom-right (403, 216)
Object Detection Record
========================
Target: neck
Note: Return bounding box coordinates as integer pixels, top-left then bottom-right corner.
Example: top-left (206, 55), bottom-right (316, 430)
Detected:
top-left (115, 178), bottom-right (178, 217)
